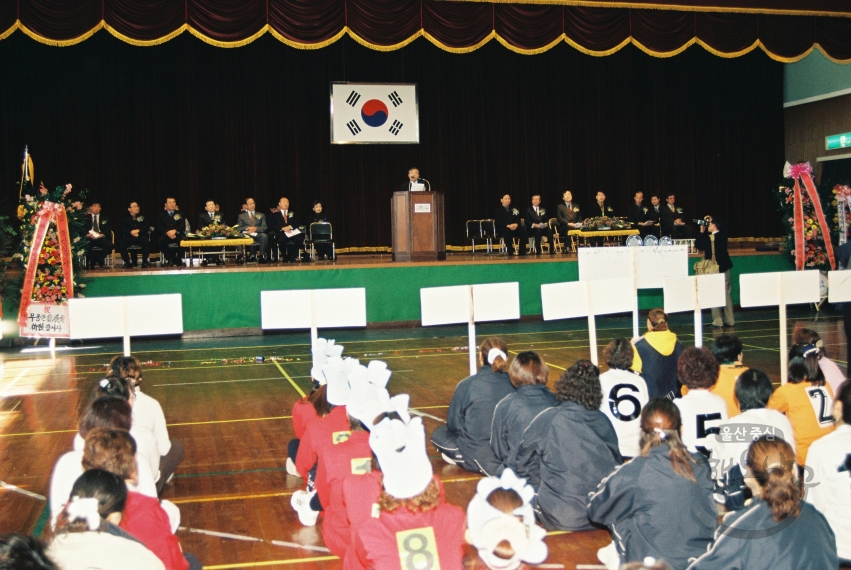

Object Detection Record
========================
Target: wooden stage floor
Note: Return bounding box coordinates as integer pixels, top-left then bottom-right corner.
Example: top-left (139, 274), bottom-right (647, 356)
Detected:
top-left (0, 308), bottom-right (845, 569)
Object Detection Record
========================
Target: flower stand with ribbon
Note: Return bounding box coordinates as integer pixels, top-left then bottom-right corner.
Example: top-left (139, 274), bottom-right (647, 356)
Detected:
top-left (17, 201), bottom-right (75, 338)
top-left (781, 161), bottom-right (837, 271)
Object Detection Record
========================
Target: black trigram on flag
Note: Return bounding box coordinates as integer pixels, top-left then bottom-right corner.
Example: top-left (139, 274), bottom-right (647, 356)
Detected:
top-left (389, 120), bottom-right (403, 135)
top-left (346, 91), bottom-right (361, 107)
top-left (388, 91), bottom-right (403, 107)
top-left (347, 120), bottom-right (362, 136)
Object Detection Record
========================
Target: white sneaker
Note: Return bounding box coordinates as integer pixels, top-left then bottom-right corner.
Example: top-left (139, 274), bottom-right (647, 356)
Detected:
top-left (290, 490), bottom-right (319, 526)
top-left (597, 542), bottom-right (620, 570)
top-left (286, 457), bottom-right (301, 477)
top-left (441, 453), bottom-right (457, 465)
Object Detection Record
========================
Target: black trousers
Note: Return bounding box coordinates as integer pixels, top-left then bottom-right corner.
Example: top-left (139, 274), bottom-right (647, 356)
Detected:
top-left (498, 226), bottom-right (528, 255)
top-left (121, 235), bottom-right (150, 264)
top-left (157, 235), bottom-right (184, 263)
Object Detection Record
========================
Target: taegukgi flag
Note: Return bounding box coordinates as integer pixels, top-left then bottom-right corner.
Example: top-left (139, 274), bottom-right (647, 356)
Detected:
top-left (330, 83), bottom-right (419, 144)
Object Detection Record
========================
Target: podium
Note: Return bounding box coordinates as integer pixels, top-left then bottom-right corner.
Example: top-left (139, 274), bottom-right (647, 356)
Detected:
top-left (391, 191), bottom-right (446, 262)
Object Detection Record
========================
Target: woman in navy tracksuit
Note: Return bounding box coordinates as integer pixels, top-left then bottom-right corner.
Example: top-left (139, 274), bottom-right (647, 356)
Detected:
top-left (431, 337), bottom-right (516, 476)
top-left (587, 398), bottom-right (716, 570)
top-left (686, 436), bottom-right (838, 570)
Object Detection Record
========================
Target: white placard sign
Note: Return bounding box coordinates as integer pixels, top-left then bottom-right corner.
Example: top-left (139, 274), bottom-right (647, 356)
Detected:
top-left (414, 204), bottom-right (431, 213)
top-left (828, 270), bottom-right (851, 303)
top-left (22, 303), bottom-right (71, 338)
top-left (260, 288), bottom-right (367, 330)
top-left (330, 83), bottom-right (419, 144)
top-left (420, 282), bottom-right (520, 374)
top-left (634, 246), bottom-right (689, 288)
top-left (69, 294), bottom-right (183, 355)
top-left (663, 274), bottom-right (726, 347)
top-left (541, 277), bottom-right (634, 364)
top-left (739, 270), bottom-right (820, 383)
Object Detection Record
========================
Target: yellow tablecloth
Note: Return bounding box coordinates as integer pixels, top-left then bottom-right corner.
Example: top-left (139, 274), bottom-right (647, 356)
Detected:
top-left (567, 229), bottom-right (639, 238)
top-left (180, 237), bottom-right (254, 248)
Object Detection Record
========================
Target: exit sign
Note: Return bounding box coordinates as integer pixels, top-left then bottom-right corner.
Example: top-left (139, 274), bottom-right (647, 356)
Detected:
top-left (826, 133), bottom-right (851, 150)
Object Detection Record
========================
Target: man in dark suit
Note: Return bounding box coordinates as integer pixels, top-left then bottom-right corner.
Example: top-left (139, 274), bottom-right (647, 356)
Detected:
top-left (400, 167), bottom-right (430, 192)
top-left (237, 197), bottom-right (269, 263)
top-left (556, 190), bottom-right (582, 236)
top-left (626, 191), bottom-right (656, 237)
top-left (197, 199), bottom-right (224, 231)
top-left (660, 193), bottom-right (693, 239)
top-left (695, 215), bottom-right (733, 327)
top-left (120, 201), bottom-right (150, 268)
top-left (85, 201), bottom-right (112, 269)
top-left (268, 196), bottom-right (304, 262)
top-left (646, 195), bottom-right (663, 227)
top-left (592, 191), bottom-right (614, 218)
top-left (525, 194), bottom-right (554, 255)
top-left (494, 194), bottom-right (527, 256)
top-left (155, 197), bottom-right (186, 266)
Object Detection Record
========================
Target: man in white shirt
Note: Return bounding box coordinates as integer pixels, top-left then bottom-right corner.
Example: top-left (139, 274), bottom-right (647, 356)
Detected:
top-left (806, 380), bottom-right (851, 564)
top-left (708, 369), bottom-right (795, 510)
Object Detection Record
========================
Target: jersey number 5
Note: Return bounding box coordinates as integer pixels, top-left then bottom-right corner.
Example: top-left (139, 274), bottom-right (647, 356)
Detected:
top-left (608, 383), bottom-right (641, 422)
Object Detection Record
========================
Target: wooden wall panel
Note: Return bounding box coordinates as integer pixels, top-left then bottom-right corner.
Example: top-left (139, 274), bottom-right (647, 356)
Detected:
top-left (784, 94), bottom-right (851, 182)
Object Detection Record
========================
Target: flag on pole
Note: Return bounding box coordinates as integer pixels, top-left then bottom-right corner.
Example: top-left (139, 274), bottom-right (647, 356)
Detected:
top-left (331, 83), bottom-right (419, 144)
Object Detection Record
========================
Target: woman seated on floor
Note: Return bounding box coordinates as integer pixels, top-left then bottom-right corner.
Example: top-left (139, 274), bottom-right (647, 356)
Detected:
top-left (431, 337), bottom-right (516, 476)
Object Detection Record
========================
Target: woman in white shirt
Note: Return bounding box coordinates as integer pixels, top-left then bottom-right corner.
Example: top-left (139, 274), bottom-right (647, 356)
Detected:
top-left (674, 347), bottom-right (728, 456)
top-left (48, 469), bottom-right (164, 570)
top-left (598, 338), bottom-right (649, 458)
top-left (805, 380), bottom-right (851, 565)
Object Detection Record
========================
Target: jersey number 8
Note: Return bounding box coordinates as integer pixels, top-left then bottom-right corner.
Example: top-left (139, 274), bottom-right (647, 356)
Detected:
top-left (396, 526), bottom-right (441, 570)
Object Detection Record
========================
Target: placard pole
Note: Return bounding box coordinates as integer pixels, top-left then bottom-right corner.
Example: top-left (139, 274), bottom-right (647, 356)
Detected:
top-left (693, 279), bottom-right (703, 348)
top-left (49, 337), bottom-right (56, 359)
top-left (779, 279), bottom-right (788, 385)
top-left (309, 291), bottom-right (319, 372)
top-left (122, 298), bottom-right (131, 357)
top-left (631, 250), bottom-right (640, 338)
top-left (468, 286), bottom-right (477, 376)
top-left (586, 281), bottom-right (598, 365)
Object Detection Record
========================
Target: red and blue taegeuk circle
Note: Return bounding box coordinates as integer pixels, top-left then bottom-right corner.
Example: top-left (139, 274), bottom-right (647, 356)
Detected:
top-left (361, 99), bottom-right (389, 127)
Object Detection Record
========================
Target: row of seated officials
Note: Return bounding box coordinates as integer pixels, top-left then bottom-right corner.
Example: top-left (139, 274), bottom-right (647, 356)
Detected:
top-left (84, 196), bottom-right (333, 269)
top-left (4, 317), bottom-right (849, 569)
top-left (490, 190), bottom-right (693, 255)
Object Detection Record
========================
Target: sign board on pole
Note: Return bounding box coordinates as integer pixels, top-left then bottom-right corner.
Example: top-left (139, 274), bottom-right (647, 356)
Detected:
top-left (260, 288), bottom-right (367, 330)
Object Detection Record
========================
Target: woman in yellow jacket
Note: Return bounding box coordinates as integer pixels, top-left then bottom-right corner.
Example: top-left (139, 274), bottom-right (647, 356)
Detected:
top-left (631, 308), bottom-right (684, 400)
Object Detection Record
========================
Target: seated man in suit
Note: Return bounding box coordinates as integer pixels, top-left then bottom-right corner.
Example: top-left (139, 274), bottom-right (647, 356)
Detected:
top-left (120, 201), bottom-right (150, 268)
top-left (237, 197), bottom-right (269, 263)
top-left (85, 201), bottom-right (112, 269)
top-left (525, 194), bottom-right (554, 255)
top-left (660, 193), bottom-right (693, 239)
top-left (304, 200), bottom-right (333, 260)
top-left (494, 194), bottom-right (527, 256)
top-left (268, 196), bottom-right (304, 262)
top-left (155, 197), bottom-right (186, 267)
top-left (593, 191), bottom-right (614, 218)
top-left (626, 191), bottom-right (656, 238)
top-left (400, 167), bottom-right (430, 192)
top-left (197, 199), bottom-right (225, 231)
top-left (556, 190), bottom-right (582, 236)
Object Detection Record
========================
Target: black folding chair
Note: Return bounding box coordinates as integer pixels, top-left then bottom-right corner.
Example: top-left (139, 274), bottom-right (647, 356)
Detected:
top-left (309, 222), bottom-right (335, 261)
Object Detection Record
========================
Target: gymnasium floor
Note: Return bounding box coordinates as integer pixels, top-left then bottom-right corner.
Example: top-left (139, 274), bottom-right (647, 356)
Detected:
top-left (0, 307), bottom-right (846, 569)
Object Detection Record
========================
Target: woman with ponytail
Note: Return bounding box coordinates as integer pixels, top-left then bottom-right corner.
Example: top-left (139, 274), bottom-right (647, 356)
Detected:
top-left (588, 398), bottom-right (715, 570)
top-left (687, 437), bottom-right (838, 569)
top-left (631, 309), bottom-right (685, 399)
top-left (432, 337), bottom-right (516, 475)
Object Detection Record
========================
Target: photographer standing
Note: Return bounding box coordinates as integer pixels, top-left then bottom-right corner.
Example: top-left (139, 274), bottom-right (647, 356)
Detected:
top-left (695, 215), bottom-right (734, 327)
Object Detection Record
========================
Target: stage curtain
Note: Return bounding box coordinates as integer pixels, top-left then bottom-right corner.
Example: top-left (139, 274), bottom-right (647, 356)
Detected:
top-left (0, 32), bottom-right (784, 248)
top-left (2, 1), bottom-right (851, 61)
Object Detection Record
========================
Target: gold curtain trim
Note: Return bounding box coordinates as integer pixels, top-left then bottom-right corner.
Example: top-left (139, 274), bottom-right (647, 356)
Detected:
top-left (422, 29), bottom-right (495, 53)
top-left (268, 26), bottom-right (348, 50)
top-left (4, 16), bottom-right (851, 62)
top-left (104, 22), bottom-right (187, 47)
top-left (187, 24), bottom-right (268, 48)
top-left (463, 0), bottom-right (851, 18)
top-left (19, 20), bottom-right (102, 46)
top-left (335, 246), bottom-right (393, 253)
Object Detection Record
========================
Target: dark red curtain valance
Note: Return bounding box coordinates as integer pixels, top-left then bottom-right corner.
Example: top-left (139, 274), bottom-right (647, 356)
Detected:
top-left (1, 0), bottom-right (850, 61)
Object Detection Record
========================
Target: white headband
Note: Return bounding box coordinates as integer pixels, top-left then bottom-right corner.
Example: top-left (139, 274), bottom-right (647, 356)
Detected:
top-left (488, 348), bottom-right (507, 365)
top-left (66, 496), bottom-right (101, 530)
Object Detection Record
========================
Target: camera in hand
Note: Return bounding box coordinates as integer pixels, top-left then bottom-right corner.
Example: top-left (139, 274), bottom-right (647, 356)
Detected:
top-left (693, 216), bottom-right (712, 227)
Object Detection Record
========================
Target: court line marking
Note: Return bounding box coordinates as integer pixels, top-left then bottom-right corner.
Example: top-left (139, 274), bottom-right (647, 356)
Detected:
top-left (203, 555), bottom-right (339, 569)
top-left (269, 541), bottom-right (331, 553)
top-left (273, 362), bottom-right (306, 397)
top-left (409, 409), bottom-right (445, 422)
top-left (0, 481), bottom-right (46, 500)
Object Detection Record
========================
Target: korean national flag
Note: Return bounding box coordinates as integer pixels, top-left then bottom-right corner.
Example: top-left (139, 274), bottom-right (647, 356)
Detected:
top-left (331, 83), bottom-right (419, 144)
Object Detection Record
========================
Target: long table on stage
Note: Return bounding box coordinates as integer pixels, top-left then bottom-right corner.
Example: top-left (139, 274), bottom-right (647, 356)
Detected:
top-left (567, 228), bottom-right (640, 251)
top-left (180, 237), bottom-right (254, 264)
